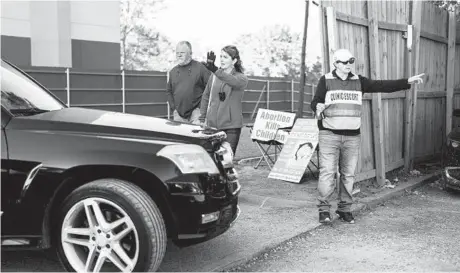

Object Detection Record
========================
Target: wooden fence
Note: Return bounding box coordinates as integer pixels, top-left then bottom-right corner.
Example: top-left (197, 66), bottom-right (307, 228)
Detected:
top-left (21, 66), bottom-right (316, 124)
top-left (320, 0), bottom-right (459, 185)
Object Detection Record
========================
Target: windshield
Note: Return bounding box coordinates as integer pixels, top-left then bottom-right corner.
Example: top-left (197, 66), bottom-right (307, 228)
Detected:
top-left (1, 60), bottom-right (65, 114)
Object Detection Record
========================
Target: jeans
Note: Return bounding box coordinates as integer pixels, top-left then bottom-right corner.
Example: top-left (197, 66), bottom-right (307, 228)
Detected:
top-left (317, 130), bottom-right (360, 212)
top-left (173, 108), bottom-right (201, 124)
top-left (222, 128), bottom-right (242, 155)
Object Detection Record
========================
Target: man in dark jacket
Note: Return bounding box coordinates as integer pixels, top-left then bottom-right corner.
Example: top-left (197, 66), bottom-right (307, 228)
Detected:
top-left (311, 48), bottom-right (424, 224)
top-left (166, 41), bottom-right (211, 123)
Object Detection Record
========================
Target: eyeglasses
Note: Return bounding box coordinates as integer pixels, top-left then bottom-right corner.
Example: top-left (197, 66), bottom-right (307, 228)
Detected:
top-left (336, 58), bottom-right (355, 65)
top-left (219, 91), bottom-right (226, 101)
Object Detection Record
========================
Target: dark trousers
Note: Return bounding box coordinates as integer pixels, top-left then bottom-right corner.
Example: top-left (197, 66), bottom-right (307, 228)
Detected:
top-left (222, 128), bottom-right (242, 155)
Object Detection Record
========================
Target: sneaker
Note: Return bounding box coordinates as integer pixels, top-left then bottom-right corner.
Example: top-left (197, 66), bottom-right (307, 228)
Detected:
top-left (319, 211), bottom-right (331, 223)
top-left (335, 210), bottom-right (355, 224)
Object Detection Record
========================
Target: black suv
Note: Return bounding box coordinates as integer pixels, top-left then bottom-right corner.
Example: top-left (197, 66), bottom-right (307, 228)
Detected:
top-left (1, 59), bottom-right (240, 272)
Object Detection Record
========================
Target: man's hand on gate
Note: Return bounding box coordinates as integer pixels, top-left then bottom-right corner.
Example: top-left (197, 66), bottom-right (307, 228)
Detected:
top-left (408, 73), bottom-right (425, 84)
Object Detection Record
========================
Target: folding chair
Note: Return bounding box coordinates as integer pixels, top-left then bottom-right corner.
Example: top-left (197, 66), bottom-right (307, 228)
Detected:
top-left (246, 124), bottom-right (292, 170)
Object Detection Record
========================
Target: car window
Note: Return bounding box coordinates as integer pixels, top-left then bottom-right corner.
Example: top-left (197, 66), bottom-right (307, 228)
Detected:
top-left (1, 60), bottom-right (65, 114)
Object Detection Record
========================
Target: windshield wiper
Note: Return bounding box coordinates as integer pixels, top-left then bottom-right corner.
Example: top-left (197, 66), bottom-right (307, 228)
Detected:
top-left (10, 108), bottom-right (50, 116)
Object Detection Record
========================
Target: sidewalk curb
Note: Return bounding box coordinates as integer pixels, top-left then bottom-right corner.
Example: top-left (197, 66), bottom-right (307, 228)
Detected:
top-left (352, 172), bottom-right (441, 213)
top-left (238, 193), bottom-right (317, 208)
top-left (215, 172), bottom-right (441, 272)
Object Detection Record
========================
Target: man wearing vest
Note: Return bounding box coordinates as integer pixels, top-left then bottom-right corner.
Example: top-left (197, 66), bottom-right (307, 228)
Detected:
top-left (311, 49), bottom-right (424, 224)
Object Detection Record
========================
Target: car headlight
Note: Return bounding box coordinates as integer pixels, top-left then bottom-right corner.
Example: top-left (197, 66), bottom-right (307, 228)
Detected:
top-left (157, 144), bottom-right (219, 174)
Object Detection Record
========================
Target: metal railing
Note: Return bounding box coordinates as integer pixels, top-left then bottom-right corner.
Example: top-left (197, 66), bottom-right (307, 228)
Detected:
top-left (23, 67), bottom-right (317, 120)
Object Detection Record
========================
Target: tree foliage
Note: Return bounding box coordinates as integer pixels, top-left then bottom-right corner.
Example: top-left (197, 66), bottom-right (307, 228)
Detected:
top-left (120, 0), bottom-right (175, 71)
top-left (432, 0), bottom-right (460, 18)
top-left (233, 25), bottom-right (322, 84)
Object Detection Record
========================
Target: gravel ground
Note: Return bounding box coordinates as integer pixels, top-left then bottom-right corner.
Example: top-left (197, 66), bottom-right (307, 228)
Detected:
top-left (234, 126), bottom-right (265, 161)
top-left (228, 182), bottom-right (460, 272)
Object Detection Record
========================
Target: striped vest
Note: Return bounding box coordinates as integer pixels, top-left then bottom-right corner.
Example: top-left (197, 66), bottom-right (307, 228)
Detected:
top-left (322, 72), bottom-right (362, 130)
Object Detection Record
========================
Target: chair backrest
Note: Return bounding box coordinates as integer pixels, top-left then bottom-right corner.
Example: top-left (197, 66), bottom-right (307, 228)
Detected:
top-left (250, 109), bottom-right (296, 144)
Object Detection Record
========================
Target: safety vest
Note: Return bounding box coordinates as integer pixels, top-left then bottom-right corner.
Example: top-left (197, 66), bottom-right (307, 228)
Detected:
top-left (322, 72), bottom-right (362, 130)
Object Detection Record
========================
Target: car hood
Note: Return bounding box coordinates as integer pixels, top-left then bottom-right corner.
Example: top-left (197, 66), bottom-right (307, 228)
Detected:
top-left (19, 107), bottom-right (225, 144)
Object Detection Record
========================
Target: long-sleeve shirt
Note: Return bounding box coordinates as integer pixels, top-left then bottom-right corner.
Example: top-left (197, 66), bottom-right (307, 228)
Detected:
top-left (166, 60), bottom-right (211, 119)
top-left (311, 69), bottom-right (411, 135)
top-left (199, 69), bottom-right (248, 129)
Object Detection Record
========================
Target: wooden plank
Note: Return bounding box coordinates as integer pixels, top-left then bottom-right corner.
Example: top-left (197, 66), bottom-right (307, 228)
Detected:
top-left (319, 1), bottom-right (329, 72)
top-left (414, 153), bottom-right (442, 164)
top-left (387, 159), bottom-right (405, 173)
top-left (404, 1), bottom-right (420, 172)
top-left (420, 30), bottom-right (449, 44)
top-left (367, 0), bottom-right (386, 186)
top-left (355, 169), bottom-right (377, 183)
top-left (417, 91), bottom-right (447, 98)
top-left (378, 21), bottom-right (407, 32)
top-left (446, 11), bottom-right (457, 136)
top-left (409, 0), bottom-right (422, 171)
top-left (326, 6), bottom-right (338, 71)
top-left (335, 11), bottom-right (368, 27)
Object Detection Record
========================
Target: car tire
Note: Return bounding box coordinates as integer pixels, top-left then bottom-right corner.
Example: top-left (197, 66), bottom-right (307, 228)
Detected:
top-left (55, 178), bottom-right (167, 272)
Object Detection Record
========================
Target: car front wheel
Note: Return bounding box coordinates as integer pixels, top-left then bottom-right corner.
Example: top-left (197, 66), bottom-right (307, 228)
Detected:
top-left (56, 178), bottom-right (167, 272)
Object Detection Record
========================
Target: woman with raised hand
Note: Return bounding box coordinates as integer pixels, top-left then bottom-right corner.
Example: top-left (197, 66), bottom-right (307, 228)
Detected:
top-left (199, 45), bottom-right (248, 155)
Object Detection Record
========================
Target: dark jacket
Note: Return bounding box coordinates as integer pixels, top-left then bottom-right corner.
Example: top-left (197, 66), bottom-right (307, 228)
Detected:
top-left (311, 69), bottom-right (411, 135)
top-left (166, 60), bottom-right (211, 119)
top-left (199, 69), bottom-right (248, 130)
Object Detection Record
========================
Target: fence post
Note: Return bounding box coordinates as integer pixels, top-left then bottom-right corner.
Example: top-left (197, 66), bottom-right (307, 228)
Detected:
top-left (266, 80), bottom-right (270, 109)
top-left (167, 72), bottom-right (170, 119)
top-left (446, 11), bottom-right (457, 137)
top-left (325, 6), bottom-right (338, 72)
top-left (409, 2), bottom-right (422, 169)
top-left (311, 84), bottom-right (315, 117)
top-left (404, 1), bottom-right (422, 172)
top-left (291, 79), bottom-right (294, 112)
top-left (66, 68), bottom-right (70, 107)
top-left (367, 0), bottom-right (385, 186)
top-left (121, 70), bottom-right (126, 113)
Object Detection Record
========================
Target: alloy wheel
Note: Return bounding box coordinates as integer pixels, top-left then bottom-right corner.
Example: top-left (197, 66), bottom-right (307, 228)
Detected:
top-left (61, 197), bottom-right (139, 272)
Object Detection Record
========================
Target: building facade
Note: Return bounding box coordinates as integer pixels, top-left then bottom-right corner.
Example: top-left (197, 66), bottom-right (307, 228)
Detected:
top-left (1, 0), bottom-right (120, 70)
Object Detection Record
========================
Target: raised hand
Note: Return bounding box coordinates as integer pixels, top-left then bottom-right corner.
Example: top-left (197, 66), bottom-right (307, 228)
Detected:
top-left (207, 51), bottom-right (216, 65)
top-left (203, 51), bottom-right (218, 73)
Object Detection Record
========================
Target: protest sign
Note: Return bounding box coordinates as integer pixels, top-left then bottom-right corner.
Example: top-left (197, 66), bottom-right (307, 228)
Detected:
top-left (268, 118), bottom-right (319, 183)
top-left (250, 109), bottom-right (296, 144)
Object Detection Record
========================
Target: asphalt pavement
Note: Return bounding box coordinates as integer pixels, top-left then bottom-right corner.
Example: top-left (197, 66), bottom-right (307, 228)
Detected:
top-left (1, 163), bottom-right (441, 272)
top-left (230, 183), bottom-right (460, 272)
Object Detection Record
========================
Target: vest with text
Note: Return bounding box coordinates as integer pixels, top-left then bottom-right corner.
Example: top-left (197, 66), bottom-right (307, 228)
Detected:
top-left (322, 72), bottom-right (363, 130)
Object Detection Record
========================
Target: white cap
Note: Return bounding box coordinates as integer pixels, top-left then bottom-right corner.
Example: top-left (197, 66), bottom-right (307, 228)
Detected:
top-left (333, 49), bottom-right (354, 62)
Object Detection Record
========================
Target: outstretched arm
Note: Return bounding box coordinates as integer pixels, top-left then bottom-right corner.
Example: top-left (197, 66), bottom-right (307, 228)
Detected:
top-left (360, 73), bottom-right (424, 93)
top-left (213, 69), bottom-right (248, 89)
